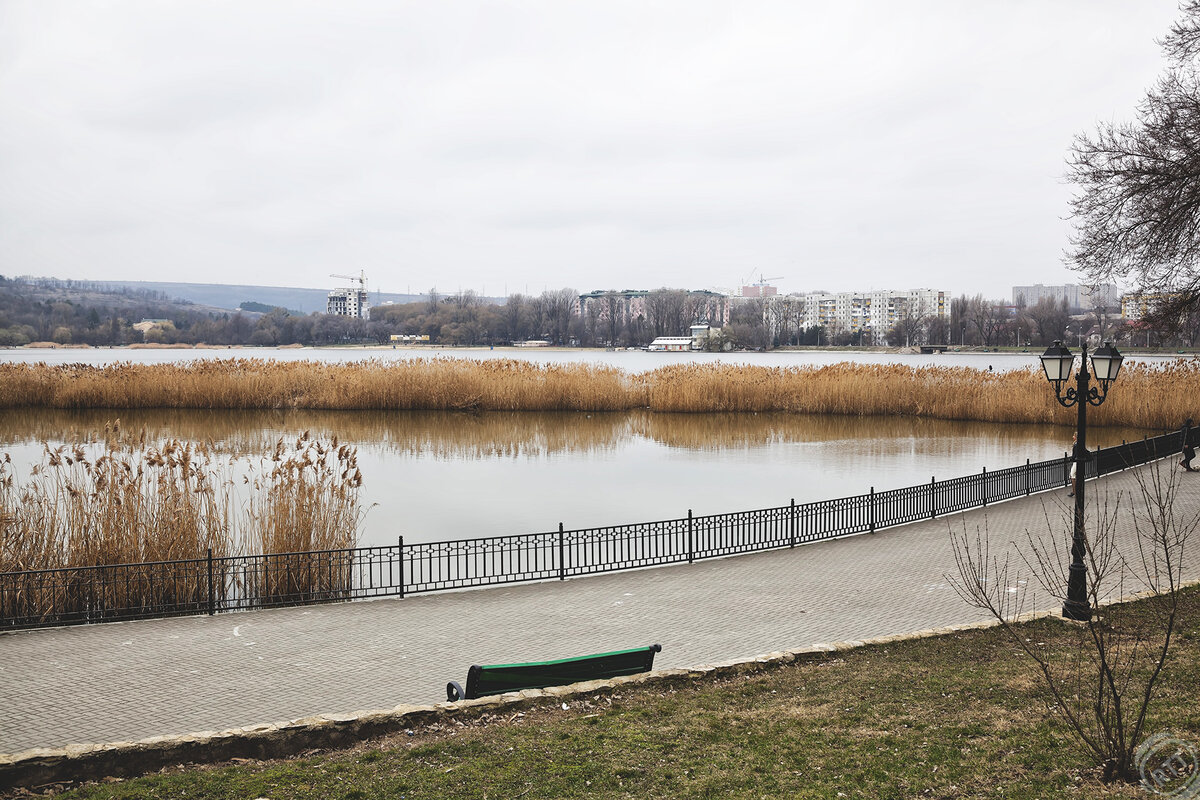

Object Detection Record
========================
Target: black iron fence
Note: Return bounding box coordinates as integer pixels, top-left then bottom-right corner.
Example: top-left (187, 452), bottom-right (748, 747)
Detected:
top-left (4, 426), bottom-right (1196, 630)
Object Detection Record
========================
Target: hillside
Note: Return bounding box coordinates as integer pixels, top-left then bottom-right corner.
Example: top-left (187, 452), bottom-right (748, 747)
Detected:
top-left (95, 281), bottom-right (433, 313)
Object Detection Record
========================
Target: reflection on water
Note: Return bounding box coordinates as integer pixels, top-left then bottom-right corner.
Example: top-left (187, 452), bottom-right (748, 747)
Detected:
top-left (0, 408), bottom-right (1159, 547)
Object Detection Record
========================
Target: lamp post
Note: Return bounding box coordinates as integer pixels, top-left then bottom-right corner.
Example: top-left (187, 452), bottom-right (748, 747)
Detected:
top-left (1039, 340), bottom-right (1124, 621)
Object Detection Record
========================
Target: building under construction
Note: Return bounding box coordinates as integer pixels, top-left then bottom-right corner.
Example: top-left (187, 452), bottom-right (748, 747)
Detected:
top-left (327, 272), bottom-right (370, 319)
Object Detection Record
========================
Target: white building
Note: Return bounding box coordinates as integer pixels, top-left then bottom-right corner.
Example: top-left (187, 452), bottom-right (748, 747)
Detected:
top-left (785, 288), bottom-right (947, 343)
top-left (1012, 283), bottom-right (1121, 313)
top-left (647, 336), bottom-right (696, 351)
top-left (327, 287), bottom-right (370, 319)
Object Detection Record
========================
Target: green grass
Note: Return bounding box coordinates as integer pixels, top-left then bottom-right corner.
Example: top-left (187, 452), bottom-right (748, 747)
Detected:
top-left (42, 587), bottom-right (1200, 799)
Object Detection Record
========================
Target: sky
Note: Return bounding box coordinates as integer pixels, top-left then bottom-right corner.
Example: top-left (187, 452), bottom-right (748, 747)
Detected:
top-left (0, 1), bottom-right (1185, 300)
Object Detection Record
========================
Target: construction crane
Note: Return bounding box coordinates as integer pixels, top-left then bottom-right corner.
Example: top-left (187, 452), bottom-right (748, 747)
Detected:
top-left (330, 271), bottom-right (368, 291)
top-left (752, 274), bottom-right (784, 288)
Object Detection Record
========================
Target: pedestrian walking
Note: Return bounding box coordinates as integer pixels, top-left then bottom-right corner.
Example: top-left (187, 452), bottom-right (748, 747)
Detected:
top-left (1068, 431), bottom-right (1079, 496)
top-left (1182, 419), bottom-right (1197, 472)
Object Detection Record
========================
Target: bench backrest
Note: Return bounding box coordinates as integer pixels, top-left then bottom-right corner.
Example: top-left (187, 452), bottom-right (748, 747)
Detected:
top-left (460, 644), bottom-right (662, 700)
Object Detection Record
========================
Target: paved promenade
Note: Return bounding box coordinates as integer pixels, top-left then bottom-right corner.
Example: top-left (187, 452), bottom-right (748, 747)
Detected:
top-left (3, 462), bottom-right (1199, 755)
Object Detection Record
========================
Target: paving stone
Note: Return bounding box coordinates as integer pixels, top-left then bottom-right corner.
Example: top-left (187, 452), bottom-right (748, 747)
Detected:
top-left (2, 461), bottom-right (1198, 753)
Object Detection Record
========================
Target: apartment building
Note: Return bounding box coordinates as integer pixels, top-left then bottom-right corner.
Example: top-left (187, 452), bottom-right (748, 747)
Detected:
top-left (788, 288), bottom-right (947, 342)
top-left (1120, 291), bottom-right (1180, 321)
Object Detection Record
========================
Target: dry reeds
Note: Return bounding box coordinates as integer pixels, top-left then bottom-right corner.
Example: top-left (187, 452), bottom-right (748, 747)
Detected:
top-left (0, 358), bottom-right (1196, 429)
top-left (0, 422), bottom-right (232, 573)
top-left (644, 361), bottom-right (1197, 430)
top-left (245, 432), bottom-right (363, 601)
top-left (0, 424), bottom-right (366, 622)
top-left (0, 358), bottom-right (637, 412)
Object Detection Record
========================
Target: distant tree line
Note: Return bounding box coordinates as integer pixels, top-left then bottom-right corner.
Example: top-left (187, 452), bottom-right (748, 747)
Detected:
top-left (6, 275), bottom-right (1200, 350)
top-left (948, 293), bottom-right (1200, 349)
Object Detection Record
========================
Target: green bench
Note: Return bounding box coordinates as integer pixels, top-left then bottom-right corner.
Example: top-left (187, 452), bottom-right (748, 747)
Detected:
top-left (446, 644), bottom-right (662, 701)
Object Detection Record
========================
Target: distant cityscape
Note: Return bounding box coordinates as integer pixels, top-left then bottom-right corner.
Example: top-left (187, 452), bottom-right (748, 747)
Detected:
top-left (0, 273), bottom-right (1192, 350)
top-left (329, 275), bottom-right (1154, 348)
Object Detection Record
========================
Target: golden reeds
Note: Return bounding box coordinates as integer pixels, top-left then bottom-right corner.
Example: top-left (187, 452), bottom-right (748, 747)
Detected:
top-left (0, 358), bottom-right (1197, 429)
top-left (0, 425), bottom-right (366, 621)
top-left (0, 358), bottom-right (638, 412)
top-left (245, 432), bottom-right (363, 601)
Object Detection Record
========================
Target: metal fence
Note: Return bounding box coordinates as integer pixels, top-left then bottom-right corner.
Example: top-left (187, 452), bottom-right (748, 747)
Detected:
top-left (4, 426), bottom-right (1195, 630)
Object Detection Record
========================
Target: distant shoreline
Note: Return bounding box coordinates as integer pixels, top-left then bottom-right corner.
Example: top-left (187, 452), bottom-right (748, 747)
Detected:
top-left (8, 341), bottom-right (1196, 357)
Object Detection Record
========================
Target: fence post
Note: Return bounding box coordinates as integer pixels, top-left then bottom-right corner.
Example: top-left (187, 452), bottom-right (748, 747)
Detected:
top-left (206, 547), bottom-right (215, 616)
top-left (398, 536), bottom-right (405, 598)
top-left (930, 477), bottom-right (936, 520)
top-left (558, 523), bottom-right (566, 580)
top-left (869, 488), bottom-right (875, 533)
top-left (1024, 459), bottom-right (1030, 496)
top-left (688, 510), bottom-right (694, 563)
top-left (981, 468), bottom-right (987, 506)
top-left (789, 499), bottom-right (796, 548)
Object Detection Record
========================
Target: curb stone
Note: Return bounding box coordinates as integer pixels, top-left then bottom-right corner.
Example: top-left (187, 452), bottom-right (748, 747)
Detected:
top-left (4, 578), bottom-right (1198, 793)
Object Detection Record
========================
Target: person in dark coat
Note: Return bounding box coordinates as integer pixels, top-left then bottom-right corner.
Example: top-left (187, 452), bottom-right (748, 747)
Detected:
top-left (1068, 431), bottom-right (1079, 496)
top-left (1182, 419), bottom-right (1197, 472)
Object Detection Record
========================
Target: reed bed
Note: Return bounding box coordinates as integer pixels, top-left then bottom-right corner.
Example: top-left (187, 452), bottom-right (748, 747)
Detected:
top-left (244, 432), bottom-right (362, 601)
top-left (0, 424), bottom-right (365, 623)
top-left (0, 358), bottom-right (638, 412)
top-left (644, 361), bottom-right (1199, 430)
top-left (0, 358), bottom-right (1195, 428)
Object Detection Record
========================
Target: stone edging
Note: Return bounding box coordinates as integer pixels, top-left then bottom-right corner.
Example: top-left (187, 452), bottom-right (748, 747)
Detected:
top-left (4, 579), bottom-right (1197, 793)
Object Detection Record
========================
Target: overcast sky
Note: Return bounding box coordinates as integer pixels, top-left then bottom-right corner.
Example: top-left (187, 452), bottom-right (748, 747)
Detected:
top-left (0, 1), bottom-right (1184, 300)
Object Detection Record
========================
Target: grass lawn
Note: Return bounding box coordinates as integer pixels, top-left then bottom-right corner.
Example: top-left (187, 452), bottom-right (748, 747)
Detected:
top-left (37, 587), bottom-right (1200, 800)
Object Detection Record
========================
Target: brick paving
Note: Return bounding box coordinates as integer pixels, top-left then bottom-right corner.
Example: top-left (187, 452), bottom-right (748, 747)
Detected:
top-left (3, 462), bottom-right (1199, 754)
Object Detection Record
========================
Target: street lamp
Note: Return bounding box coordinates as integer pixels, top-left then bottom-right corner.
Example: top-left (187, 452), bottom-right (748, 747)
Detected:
top-left (1039, 339), bottom-right (1124, 621)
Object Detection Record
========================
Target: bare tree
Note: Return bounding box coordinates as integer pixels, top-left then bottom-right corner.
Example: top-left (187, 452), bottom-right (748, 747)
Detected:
top-left (887, 302), bottom-right (926, 347)
top-left (602, 291), bottom-right (622, 346)
top-left (540, 288), bottom-right (577, 345)
top-left (644, 289), bottom-right (688, 338)
top-left (1068, 3), bottom-right (1200, 319)
top-left (949, 464), bottom-right (1196, 783)
top-left (503, 293), bottom-right (531, 342)
top-left (1022, 297), bottom-right (1072, 346)
top-left (957, 294), bottom-right (1010, 347)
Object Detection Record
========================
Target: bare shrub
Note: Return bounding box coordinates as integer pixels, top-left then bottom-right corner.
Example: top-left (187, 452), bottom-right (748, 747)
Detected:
top-left (948, 463), bottom-right (1196, 782)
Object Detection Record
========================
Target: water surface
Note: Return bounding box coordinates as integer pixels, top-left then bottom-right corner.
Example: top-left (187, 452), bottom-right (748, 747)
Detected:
top-left (0, 408), bottom-right (1156, 547)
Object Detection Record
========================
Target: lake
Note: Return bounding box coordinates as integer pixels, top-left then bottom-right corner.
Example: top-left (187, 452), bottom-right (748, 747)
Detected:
top-left (0, 407), bottom-right (1156, 547)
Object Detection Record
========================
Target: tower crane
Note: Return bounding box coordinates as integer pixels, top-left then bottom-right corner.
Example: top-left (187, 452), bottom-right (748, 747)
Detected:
top-left (330, 271), bottom-right (368, 291)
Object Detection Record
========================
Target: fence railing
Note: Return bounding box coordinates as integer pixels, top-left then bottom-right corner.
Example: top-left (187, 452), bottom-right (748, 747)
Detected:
top-left (4, 426), bottom-right (1196, 630)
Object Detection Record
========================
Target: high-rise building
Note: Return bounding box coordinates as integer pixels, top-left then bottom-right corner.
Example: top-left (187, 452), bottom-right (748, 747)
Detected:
top-left (327, 287), bottom-right (369, 318)
top-left (1012, 284), bottom-right (1120, 313)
